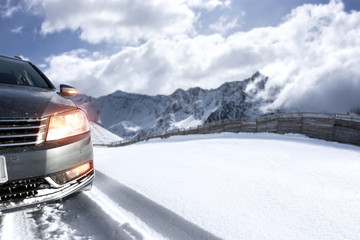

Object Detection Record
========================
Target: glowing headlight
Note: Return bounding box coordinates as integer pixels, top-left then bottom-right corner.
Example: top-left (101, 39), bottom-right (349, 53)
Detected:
top-left (47, 109), bottom-right (90, 141)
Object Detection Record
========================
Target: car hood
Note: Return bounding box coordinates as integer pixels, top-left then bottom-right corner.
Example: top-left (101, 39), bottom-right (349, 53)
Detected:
top-left (0, 84), bottom-right (77, 118)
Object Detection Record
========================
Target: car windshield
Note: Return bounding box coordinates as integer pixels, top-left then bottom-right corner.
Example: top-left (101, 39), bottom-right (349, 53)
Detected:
top-left (0, 57), bottom-right (51, 89)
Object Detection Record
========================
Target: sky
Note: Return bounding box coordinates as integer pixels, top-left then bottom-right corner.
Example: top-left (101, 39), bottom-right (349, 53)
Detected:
top-left (1, 0), bottom-right (360, 113)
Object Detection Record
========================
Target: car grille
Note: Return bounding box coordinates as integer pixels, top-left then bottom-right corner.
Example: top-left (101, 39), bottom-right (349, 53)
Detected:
top-left (0, 178), bottom-right (49, 203)
top-left (0, 118), bottom-right (48, 147)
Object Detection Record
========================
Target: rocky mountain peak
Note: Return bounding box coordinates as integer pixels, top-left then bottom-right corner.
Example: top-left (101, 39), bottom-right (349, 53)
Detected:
top-left (74, 72), bottom-right (272, 139)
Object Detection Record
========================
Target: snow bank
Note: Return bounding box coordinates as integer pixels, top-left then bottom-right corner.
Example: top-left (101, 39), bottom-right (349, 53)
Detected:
top-left (94, 132), bottom-right (360, 240)
top-left (90, 122), bottom-right (122, 145)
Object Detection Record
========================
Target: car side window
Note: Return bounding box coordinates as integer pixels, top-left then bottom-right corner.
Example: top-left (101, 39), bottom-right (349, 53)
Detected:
top-left (0, 72), bottom-right (18, 85)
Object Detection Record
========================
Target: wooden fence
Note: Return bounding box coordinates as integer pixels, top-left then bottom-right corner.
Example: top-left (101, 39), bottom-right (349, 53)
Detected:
top-left (99, 112), bottom-right (360, 147)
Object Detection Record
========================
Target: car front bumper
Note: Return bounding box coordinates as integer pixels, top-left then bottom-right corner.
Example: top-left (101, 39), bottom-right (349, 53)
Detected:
top-left (0, 169), bottom-right (94, 214)
top-left (0, 132), bottom-right (94, 214)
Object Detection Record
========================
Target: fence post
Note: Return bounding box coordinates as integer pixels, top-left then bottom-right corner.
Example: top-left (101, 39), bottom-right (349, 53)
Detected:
top-left (256, 118), bottom-right (258, 133)
top-left (331, 113), bottom-right (336, 141)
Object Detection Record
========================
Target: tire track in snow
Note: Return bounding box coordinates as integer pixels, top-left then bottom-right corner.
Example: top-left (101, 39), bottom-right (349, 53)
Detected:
top-left (0, 216), bottom-right (3, 239)
top-left (93, 171), bottom-right (222, 240)
top-left (0, 194), bottom-right (133, 240)
top-left (28, 194), bottom-right (133, 240)
top-left (85, 187), bottom-right (158, 240)
top-left (0, 210), bottom-right (36, 240)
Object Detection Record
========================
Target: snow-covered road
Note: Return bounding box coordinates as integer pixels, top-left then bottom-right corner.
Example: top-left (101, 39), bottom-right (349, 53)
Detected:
top-left (1, 133), bottom-right (360, 240)
top-left (0, 175), bottom-right (143, 240)
top-left (0, 171), bottom-right (219, 240)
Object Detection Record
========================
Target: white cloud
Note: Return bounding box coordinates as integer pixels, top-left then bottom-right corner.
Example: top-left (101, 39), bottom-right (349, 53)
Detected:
top-left (44, 49), bottom-right (109, 93)
top-left (24, 0), bottom-right (232, 43)
top-left (0, 0), bottom-right (21, 18)
top-left (209, 15), bottom-right (239, 35)
top-left (43, 0), bottom-right (360, 113)
top-left (23, 0), bottom-right (43, 14)
top-left (10, 26), bottom-right (23, 34)
top-left (186, 0), bottom-right (231, 10)
top-left (1, 0), bottom-right (43, 18)
top-left (44, 35), bottom-right (259, 97)
top-left (38, 0), bottom-right (196, 44)
top-left (258, 0), bottom-right (360, 113)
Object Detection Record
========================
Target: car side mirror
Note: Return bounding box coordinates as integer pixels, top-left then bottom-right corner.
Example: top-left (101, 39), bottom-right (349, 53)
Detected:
top-left (59, 84), bottom-right (78, 96)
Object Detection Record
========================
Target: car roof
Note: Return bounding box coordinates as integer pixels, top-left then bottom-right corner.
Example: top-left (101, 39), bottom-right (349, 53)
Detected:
top-left (0, 55), bottom-right (25, 62)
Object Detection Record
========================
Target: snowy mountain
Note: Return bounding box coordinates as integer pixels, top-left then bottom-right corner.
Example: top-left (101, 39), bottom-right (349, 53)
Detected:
top-left (75, 72), bottom-right (272, 139)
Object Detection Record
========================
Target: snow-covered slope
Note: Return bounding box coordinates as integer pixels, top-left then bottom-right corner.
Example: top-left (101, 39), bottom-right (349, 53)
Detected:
top-left (90, 122), bottom-right (123, 145)
top-left (75, 72), bottom-right (271, 139)
top-left (94, 133), bottom-right (360, 240)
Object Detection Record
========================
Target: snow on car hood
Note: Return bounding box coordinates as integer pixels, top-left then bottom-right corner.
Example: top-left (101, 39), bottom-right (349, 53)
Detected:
top-left (0, 84), bottom-right (77, 118)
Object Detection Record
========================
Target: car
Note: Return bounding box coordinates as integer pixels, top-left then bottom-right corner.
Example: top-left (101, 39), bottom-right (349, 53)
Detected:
top-left (0, 55), bottom-right (94, 214)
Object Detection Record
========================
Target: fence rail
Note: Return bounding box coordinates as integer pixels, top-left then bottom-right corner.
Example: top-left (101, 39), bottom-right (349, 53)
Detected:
top-left (96, 112), bottom-right (360, 147)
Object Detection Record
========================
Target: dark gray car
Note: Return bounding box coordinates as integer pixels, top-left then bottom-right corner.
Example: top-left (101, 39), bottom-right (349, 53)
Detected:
top-left (0, 55), bottom-right (94, 213)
